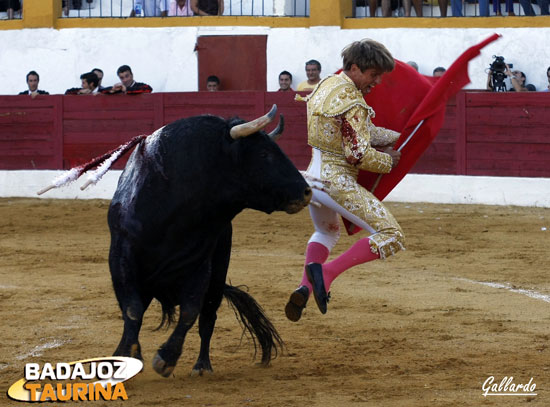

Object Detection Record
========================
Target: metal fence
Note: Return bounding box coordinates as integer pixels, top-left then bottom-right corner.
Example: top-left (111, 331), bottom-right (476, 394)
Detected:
top-left (353, 0), bottom-right (548, 17)
top-left (61, 0), bottom-right (310, 18)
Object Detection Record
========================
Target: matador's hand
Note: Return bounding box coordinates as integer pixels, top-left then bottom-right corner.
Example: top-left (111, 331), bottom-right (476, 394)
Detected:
top-left (384, 147), bottom-right (401, 168)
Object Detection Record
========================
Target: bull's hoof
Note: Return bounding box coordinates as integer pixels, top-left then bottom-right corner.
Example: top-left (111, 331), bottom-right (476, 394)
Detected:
top-left (152, 353), bottom-right (175, 377)
top-left (190, 367), bottom-right (213, 377)
top-left (114, 343), bottom-right (142, 361)
top-left (191, 359), bottom-right (213, 377)
top-left (130, 344), bottom-right (143, 361)
top-left (285, 286), bottom-right (309, 322)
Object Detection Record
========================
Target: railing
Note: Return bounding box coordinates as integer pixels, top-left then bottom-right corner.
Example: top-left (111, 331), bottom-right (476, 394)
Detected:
top-left (61, 0), bottom-right (310, 18)
top-left (353, 0), bottom-right (548, 16)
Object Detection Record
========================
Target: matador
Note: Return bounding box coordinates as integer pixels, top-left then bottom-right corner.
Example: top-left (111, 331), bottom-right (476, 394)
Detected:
top-left (285, 39), bottom-right (405, 321)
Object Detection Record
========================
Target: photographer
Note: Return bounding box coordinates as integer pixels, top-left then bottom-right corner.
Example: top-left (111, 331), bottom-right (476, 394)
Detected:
top-left (487, 61), bottom-right (528, 92)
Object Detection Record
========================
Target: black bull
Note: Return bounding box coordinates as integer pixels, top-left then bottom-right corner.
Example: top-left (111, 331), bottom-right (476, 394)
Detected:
top-left (107, 106), bottom-right (311, 377)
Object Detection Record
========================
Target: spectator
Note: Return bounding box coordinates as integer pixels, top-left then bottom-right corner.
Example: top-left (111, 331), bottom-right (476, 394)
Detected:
top-left (296, 59), bottom-right (322, 92)
top-left (520, 0), bottom-right (549, 15)
top-left (543, 66), bottom-right (550, 92)
top-left (62, 0), bottom-right (93, 17)
top-left (190, 0), bottom-right (224, 15)
top-left (406, 61), bottom-right (419, 71)
top-left (167, 0), bottom-right (194, 15)
top-left (101, 65), bottom-right (153, 94)
top-left (278, 71), bottom-right (293, 92)
top-left (206, 75), bottom-right (220, 91)
top-left (0, 0), bottom-right (21, 19)
top-left (404, 0), bottom-right (423, 16)
top-left (92, 68), bottom-right (105, 91)
top-left (65, 72), bottom-right (100, 95)
top-left (19, 71), bottom-right (49, 98)
top-left (493, 0), bottom-right (515, 15)
top-left (525, 84), bottom-right (537, 91)
top-left (433, 66), bottom-right (446, 77)
top-left (130, 0), bottom-right (165, 17)
top-left (439, 0), bottom-right (473, 17)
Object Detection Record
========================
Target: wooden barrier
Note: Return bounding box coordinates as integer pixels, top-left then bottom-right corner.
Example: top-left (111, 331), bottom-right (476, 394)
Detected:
top-left (1, 91), bottom-right (549, 177)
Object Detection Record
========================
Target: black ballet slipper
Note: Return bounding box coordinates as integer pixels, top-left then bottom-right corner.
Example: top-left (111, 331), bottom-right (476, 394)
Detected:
top-left (305, 263), bottom-right (328, 314)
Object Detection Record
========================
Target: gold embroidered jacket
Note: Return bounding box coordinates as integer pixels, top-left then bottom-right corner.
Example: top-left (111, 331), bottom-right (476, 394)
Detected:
top-left (297, 72), bottom-right (399, 174)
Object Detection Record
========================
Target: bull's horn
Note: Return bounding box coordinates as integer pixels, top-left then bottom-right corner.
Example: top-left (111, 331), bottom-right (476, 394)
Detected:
top-left (230, 104), bottom-right (277, 139)
top-left (267, 115), bottom-right (284, 141)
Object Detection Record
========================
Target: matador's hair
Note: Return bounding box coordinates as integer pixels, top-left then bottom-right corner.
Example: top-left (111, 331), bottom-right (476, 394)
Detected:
top-left (341, 39), bottom-right (395, 73)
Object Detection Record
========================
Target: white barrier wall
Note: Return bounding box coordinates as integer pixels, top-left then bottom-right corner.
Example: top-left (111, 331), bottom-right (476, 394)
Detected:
top-left (2, 171), bottom-right (550, 207)
top-left (1, 27), bottom-right (549, 95)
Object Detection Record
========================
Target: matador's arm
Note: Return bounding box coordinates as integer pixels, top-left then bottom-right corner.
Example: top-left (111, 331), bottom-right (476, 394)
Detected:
top-left (341, 105), bottom-right (393, 174)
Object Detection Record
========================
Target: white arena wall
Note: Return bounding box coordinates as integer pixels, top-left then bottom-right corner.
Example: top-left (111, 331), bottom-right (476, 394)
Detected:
top-left (1, 26), bottom-right (549, 95)
top-left (2, 171), bottom-right (550, 208)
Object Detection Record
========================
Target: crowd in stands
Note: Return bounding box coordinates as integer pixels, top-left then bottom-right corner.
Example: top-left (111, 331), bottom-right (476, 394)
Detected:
top-left (4, 0), bottom-right (548, 19)
top-left (355, 0), bottom-right (548, 16)
top-left (18, 65), bottom-right (153, 98)
top-left (17, 61), bottom-right (550, 97)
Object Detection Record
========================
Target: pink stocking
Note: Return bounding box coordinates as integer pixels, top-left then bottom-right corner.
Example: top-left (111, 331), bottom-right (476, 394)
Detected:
top-left (323, 238), bottom-right (380, 291)
top-left (299, 242), bottom-right (330, 291)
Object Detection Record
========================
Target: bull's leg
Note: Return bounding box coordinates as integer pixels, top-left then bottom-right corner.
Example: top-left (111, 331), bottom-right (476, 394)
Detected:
top-left (192, 225), bottom-right (232, 376)
top-left (110, 236), bottom-right (151, 361)
top-left (152, 261), bottom-right (213, 377)
top-left (113, 293), bottom-right (152, 361)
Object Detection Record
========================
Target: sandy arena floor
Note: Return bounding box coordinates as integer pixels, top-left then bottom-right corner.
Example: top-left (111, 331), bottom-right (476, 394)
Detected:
top-left (1, 198), bottom-right (549, 406)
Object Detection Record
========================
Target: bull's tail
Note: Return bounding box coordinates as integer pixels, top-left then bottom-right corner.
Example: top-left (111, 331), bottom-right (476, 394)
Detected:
top-left (223, 284), bottom-right (284, 366)
top-left (37, 134), bottom-right (147, 195)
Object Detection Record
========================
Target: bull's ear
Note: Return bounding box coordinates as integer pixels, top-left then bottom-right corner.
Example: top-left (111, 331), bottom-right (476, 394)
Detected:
top-left (267, 115), bottom-right (284, 141)
top-left (230, 105), bottom-right (277, 139)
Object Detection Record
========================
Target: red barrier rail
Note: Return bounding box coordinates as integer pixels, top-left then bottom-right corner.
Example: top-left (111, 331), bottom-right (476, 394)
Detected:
top-left (1, 91), bottom-right (549, 177)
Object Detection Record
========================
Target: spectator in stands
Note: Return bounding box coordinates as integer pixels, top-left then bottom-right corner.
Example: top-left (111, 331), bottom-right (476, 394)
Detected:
top-left (167, 0), bottom-right (194, 15)
top-left (101, 65), bottom-right (153, 94)
top-left (433, 66), bottom-right (446, 77)
top-left (406, 61), bottom-right (419, 71)
top-left (206, 75), bottom-right (220, 91)
top-left (62, 0), bottom-right (93, 17)
top-left (130, 0), bottom-right (165, 17)
top-left (297, 60), bottom-right (322, 92)
top-left (543, 66), bottom-right (550, 92)
top-left (278, 71), bottom-right (293, 92)
top-left (92, 68), bottom-right (105, 91)
top-left (493, 0), bottom-right (515, 15)
top-left (19, 71), bottom-right (49, 98)
top-left (404, 0), bottom-right (423, 16)
top-left (439, 0), bottom-right (472, 17)
top-left (190, 0), bottom-right (224, 15)
top-left (65, 72), bottom-right (100, 95)
top-left (520, 0), bottom-right (549, 15)
top-left (1, 0), bottom-right (21, 19)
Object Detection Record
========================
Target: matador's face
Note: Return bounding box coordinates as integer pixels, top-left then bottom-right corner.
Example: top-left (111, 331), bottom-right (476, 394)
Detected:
top-left (350, 66), bottom-right (385, 95)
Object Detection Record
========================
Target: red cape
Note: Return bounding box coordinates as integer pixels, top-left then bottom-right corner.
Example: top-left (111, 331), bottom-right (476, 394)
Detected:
top-left (340, 34), bottom-right (501, 234)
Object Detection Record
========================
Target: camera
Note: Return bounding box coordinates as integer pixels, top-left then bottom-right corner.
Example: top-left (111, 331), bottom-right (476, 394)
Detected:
top-left (489, 56), bottom-right (513, 92)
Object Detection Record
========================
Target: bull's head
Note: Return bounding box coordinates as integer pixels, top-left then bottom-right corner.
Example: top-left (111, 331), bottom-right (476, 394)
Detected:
top-left (228, 105), bottom-right (311, 214)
